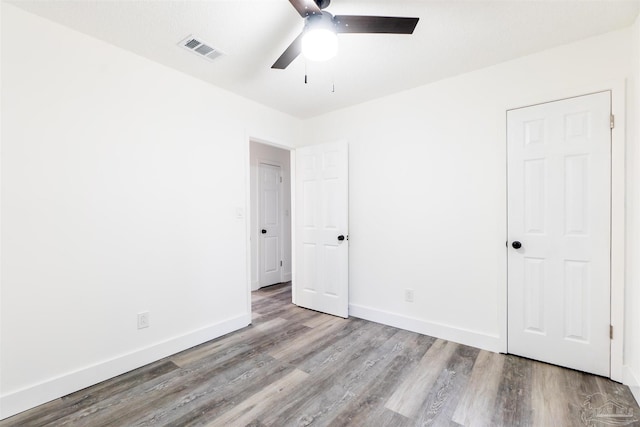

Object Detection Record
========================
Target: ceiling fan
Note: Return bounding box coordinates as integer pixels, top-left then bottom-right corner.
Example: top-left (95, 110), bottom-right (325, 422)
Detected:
top-left (272, 0), bottom-right (419, 69)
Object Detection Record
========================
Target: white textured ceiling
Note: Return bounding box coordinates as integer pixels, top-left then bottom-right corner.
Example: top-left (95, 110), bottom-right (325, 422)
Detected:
top-left (9, 0), bottom-right (640, 118)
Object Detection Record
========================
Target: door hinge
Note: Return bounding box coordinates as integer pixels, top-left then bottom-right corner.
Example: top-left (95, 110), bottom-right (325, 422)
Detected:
top-left (280, 260), bottom-right (283, 267)
top-left (610, 325), bottom-right (614, 340)
top-left (280, 176), bottom-right (283, 183)
top-left (610, 114), bottom-right (615, 129)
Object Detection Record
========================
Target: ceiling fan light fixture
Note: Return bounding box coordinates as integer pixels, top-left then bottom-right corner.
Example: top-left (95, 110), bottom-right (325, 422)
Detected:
top-left (302, 28), bottom-right (338, 61)
top-left (301, 11), bottom-right (338, 62)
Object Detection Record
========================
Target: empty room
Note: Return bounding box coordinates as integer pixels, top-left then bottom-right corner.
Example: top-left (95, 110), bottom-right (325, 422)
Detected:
top-left (1, 0), bottom-right (640, 425)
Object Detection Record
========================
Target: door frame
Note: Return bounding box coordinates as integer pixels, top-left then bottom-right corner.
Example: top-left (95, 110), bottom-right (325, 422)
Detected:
top-left (503, 81), bottom-right (625, 381)
top-left (256, 160), bottom-right (284, 288)
top-left (245, 136), bottom-right (294, 318)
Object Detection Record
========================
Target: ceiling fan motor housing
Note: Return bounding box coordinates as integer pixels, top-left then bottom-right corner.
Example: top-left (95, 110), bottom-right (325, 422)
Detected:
top-left (315, 0), bottom-right (330, 10)
top-left (305, 11), bottom-right (337, 32)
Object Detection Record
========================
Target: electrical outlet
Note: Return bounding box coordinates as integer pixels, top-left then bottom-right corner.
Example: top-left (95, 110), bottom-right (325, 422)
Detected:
top-left (137, 312), bottom-right (150, 329)
top-left (404, 289), bottom-right (414, 303)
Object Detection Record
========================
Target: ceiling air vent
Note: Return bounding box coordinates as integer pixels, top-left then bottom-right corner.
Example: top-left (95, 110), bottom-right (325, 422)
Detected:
top-left (178, 35), bottom-right (224, 62)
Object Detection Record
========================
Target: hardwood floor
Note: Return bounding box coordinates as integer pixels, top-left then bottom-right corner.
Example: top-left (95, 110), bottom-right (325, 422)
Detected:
top-left (2, 282), bottom-right (639, 426)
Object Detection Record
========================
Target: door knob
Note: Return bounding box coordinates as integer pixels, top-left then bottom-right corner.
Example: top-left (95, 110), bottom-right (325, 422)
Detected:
top-left (337, 235), bottom-right (345, 241)
top-left (512, 241), bottom-right (522, 249)
top-left (261, 229), bottom-right (267, 234)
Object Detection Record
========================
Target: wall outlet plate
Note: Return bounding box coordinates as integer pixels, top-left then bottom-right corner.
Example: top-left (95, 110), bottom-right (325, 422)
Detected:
top-left (137, 312), bottom-right (150, 329)
top-left (404, 289), bottom-right (414, 303)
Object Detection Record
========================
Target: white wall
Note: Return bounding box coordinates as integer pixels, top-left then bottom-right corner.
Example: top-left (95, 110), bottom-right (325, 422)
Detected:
top-left (625, 14), bottom-right (640, 403)
top-left (0, 3), bottom-right (300, 419)
top-left (301, 27), bottom-right (635, 355)
top-left (249, 141), bottom-right (292, 290)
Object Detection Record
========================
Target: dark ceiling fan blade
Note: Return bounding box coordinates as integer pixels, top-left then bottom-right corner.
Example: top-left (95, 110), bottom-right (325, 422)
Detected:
top-left (289, 0), bottom-right (322, 17)
top-left (272, 33), bottom-right (303, 69)
top-left (334, 16), bottom-right (419, 34)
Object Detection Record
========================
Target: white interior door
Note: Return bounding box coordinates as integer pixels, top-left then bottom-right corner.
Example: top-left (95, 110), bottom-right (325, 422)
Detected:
top-left (294, 141), bottom-right (348, 318)
top-left (507, 91), bottom-right (611, 376)
top-left (259, 163), bottom-right (282, 287)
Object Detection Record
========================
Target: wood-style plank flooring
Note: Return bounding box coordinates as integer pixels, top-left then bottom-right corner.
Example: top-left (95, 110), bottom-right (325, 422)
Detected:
top-left (2, 282), bottom-right (639, 426)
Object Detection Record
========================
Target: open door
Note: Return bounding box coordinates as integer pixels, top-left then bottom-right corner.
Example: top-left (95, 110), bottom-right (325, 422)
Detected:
top-left (294, 141), bottom-right (348, 318)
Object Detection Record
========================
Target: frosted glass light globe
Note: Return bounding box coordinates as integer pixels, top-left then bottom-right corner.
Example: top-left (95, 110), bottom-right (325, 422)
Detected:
top-left (301, 29), bottom-right (338, 62)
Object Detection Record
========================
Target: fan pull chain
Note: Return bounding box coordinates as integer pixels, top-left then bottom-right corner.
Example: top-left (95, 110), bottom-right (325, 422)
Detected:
top-left (304, 59), bottom-right (308, 84)
top-left (332, 70), bottom-right (335, 92)
top-left (331, 62), bottom-right (335, 93)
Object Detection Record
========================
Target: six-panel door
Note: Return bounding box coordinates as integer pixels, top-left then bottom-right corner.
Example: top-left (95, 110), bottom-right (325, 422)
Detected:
top-left (259, 163), bottom-right (282, 287)
top-left (507, 92), bottom-right (611, 376)
top-left (294, 141), bottom-right (349, 318)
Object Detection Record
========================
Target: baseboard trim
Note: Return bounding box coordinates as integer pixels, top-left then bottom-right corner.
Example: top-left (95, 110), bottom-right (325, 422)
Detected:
top-left (282, 272), bottom-right (292, 282)
top-left (623, 366), bottom-right (640, 406)
top-left (0, 313), bottom-right (250, 420)
top-left (348, 303), bottom-right (501, 353)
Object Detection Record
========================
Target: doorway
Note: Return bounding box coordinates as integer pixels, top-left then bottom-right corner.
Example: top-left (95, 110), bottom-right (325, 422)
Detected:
top-left (506, 91), bottom-right (611, 377)
top-left (250, 141), bottom-right (292, 291)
